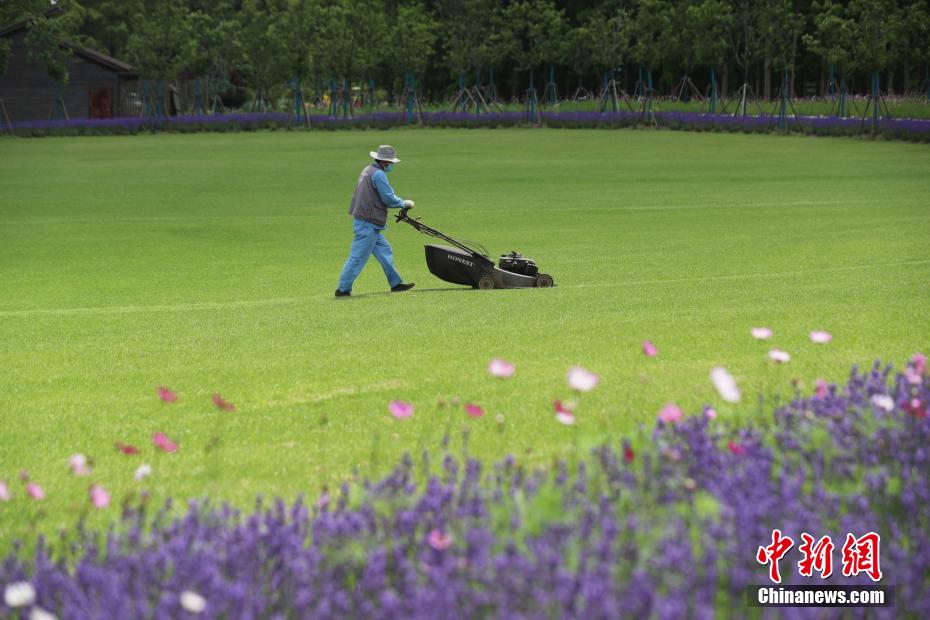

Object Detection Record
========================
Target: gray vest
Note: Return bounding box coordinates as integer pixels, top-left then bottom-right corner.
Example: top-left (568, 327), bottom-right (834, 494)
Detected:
top-left (348, 164), bottom-right (388, 227)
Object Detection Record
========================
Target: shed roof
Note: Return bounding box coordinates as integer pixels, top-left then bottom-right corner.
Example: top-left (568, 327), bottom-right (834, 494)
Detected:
top-left (0, 6), bottom-right (137, 76)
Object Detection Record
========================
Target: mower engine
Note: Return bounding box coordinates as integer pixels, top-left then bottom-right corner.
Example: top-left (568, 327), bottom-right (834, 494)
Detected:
top-left (498, 251), bottom-right (538, 277)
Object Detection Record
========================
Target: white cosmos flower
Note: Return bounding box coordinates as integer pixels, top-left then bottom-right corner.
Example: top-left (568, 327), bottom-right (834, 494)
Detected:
top-left (180, 591), bottom-right (207, 614)
top-left (870, 394), bottom-right (894, 413)
top-left (567, 367), bottom-right (599, 392)
top-left (710, 367), bottom-right (741, 403)
top-left (30, 607), bottom-right (58, 620)
top-left (4, 582), bottom-right (36, 608)
top-left (751, 327), bottom-right (773, 340)
top-left (768, 349), bottom-right (791, 363)
top-left (134, 463), bottom-right (152, 482)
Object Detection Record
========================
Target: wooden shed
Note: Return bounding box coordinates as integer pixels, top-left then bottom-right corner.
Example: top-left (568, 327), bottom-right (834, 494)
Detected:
top-left (0, 10), bottom-right (138, 123)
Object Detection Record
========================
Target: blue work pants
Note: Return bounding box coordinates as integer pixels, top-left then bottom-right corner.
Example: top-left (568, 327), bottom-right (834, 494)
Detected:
top-left (337, 219), bottom-right (402, 293)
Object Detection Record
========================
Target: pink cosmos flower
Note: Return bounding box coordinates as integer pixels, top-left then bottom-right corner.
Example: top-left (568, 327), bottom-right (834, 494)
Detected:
top-left (157, 386), bottom-right (178, 402)
top-left (212, 393), bottom-right (235, 412)
top-left (809, 331), bottom-right (832, 344)
top-left (464, 403), bottom-right (484, 418)
top-left (115, 442), bottom-right (140, 455)
top-left (768, 349), bottom-right (791, 363)
top-left (751, 327), bottom-right (773, 340)
top-left (814, 379), bottom-right (829, 398)
top-left (152, 432), bottom-right (178, 453)
top-left (905, 367), bottom-right (923, 385)
top-left (567, 366), bottom-right (599, 392)
top-left (488, 358), bottom-right (515, 378)
top-left (89, 484), bottom-right (110, 509)
top-left (906, 398), bottom-right (927, 419)
top-left (69, 453), bottom-right (92, 477)
top-left (553, 400), bottom-right (575, 426)
top-left (642, 340), bottom-right (658, 357)
top-left (427, 529), bottom-right (454, 551)
top-left (26, 483), bottom-right (44, 500)
top-left (623, 444), bottom-right (635, 463)
top-left (911, 352), bottom-right (927, 375)
top-left (389, 400), bottom-right (413, 420)
top-left (728, 442), bottom-right (747, 456)
top-left (658, 403), bottom-right (683, 425)
top-left (704, 406), bottom-right (718, 420)
top-left (0, 480), bottom-right (10, 501)
top-left (710, 367), bottom-right (741, 403)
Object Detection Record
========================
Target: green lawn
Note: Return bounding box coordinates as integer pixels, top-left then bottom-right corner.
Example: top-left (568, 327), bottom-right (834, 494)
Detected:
top-left (1, 129), bottom-right (928, 551)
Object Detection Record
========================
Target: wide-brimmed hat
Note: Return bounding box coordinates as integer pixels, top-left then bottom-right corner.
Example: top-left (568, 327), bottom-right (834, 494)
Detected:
top-left (370, 145), bottom-right (401, 163)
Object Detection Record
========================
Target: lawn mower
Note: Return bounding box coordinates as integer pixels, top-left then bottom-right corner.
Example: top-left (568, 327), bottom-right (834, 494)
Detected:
top-left (394, 207), bottom-right (554, 290)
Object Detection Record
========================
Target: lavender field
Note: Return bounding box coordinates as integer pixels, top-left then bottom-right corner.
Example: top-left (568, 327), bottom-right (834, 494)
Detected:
top-left (1, 357), bottom-right (928, 618)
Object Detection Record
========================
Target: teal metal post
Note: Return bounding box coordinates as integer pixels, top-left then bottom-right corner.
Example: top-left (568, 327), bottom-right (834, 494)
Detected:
top-left (292, 77), bottom-right (303, 126)
top-left (827, 64), bottom-right (835, 99)
top-left (53, 82), bottom-right (64, 119)
top-left (194, 78), bottom-right (203, 115)
top-left (710, 69), bottom-right (717, 113)
top-left (156, 80), bottom-right (164, 126)
top-left (645, 67), bottom-right (653, 117)
top-left (839, 75), bottom-right (846, 117)
top-left (526, 69), bottom-right (537, 123)
top-left (143, 80), bottom-right (150, 118)
top-left (547, 65), bottom-right (555, 105)
top-left (778, 71), bottom-right (787, 130)
top-left (405, 73), bottom-right (415, 123)
top-left (871, 71), bottom-right (879, 131)
top-left (329, 80), bottom-right (337, 117)
top-left (343, 78), bottom-right (350, 117)
top-left (475, 69), bottom-right (481, 115)
top-left (458, 74), bottom-right (466, 112)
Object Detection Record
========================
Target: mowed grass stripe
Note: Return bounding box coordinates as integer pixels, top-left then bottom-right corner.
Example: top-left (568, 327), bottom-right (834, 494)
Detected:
top-left (0, 129), bottom-right (928, 551)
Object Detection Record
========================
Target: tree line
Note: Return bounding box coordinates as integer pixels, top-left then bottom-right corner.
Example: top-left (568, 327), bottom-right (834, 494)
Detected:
top-left (3, 0), bottom-right (929, 112)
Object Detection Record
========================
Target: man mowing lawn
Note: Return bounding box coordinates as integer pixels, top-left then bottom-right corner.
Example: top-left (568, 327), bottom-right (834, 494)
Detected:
top-left (335, 145), bottom-right (416, 297)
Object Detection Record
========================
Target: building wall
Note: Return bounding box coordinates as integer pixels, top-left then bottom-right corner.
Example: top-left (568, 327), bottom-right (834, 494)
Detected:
top-left (0, 30), bottom-right (125, 123)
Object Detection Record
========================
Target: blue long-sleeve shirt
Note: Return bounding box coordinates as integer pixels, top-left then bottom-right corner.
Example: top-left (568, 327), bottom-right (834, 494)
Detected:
top-left (371, 168), bottom-right (405, 210)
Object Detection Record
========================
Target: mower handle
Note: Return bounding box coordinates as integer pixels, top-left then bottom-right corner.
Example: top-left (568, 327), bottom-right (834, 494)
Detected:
top-left (395, 206), bottom-right (412, 222)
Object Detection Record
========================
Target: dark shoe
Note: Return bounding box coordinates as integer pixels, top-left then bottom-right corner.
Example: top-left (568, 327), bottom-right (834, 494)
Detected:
top-left (335, 289), bottom-right (351, 297)
top-left (391, 283), bottom-right (415, 292)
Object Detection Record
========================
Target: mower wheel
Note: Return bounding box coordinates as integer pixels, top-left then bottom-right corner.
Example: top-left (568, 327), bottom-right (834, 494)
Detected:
top-left (535, 274), bottom-right (554, 288)
top-left (478, 276), bottom-right (495, 290)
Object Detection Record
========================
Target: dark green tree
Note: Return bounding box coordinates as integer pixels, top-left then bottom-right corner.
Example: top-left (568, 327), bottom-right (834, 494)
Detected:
top-left (802, 0), bottom-right (855, 112)
top-left (501, 0), bottom-right (565, 117)
top-left (686, 0), bottom-right (732, 108)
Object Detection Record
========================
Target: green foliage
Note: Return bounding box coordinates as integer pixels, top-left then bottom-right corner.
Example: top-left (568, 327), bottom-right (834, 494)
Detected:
top-left (125, 0), bottom-right (195, 80)
top-left (436, 0), bottom-right (505, 77)
top-left (757, 0), bottom-right (804, 71)
top-left (585, 3), bottom-right (631, 73)
top-left (686, 0), bottom-right (732, 71)
top-left (79, 0), bottom-right (143, 58)
top-left (314, 0), bottom-right (388, 81)
top-left (801, 1), bottom-right (855, 73)
top-left (501, 0), bottom-right (566, 74)
top-left (847, 0), bottom-right (895, 71)
top-left (392, 2), bottom-right (438, 77)
top-left (629, 0), bottom-right (674, 71)
top-left (235, 0), bottom-right (290, 100)
top-left (22, 0), bottom-right (84, 88)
